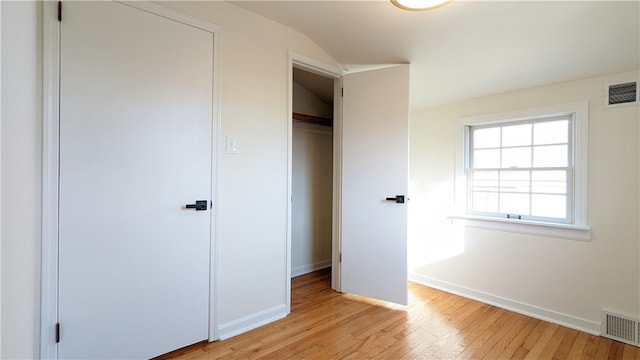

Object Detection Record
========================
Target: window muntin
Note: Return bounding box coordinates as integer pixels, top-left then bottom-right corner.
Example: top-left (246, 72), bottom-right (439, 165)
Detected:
top-left (467, 115), bottom-right (573, 224)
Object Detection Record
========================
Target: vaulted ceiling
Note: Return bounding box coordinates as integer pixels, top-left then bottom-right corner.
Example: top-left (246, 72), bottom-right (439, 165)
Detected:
top-left (229, 0), bottom-right (640, 109)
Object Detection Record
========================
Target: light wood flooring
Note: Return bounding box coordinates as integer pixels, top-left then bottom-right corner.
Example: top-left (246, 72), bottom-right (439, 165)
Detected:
top-left (158, 269), bottom-right (638, 359)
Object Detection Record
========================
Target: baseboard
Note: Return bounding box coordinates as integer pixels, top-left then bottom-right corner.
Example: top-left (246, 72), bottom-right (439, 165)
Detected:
top-left (218, 304), bottom-right (288, 340)
top-left (409, 272), bottom-right (601, 335)
top-left (291, 259), bottom-right (332, 278)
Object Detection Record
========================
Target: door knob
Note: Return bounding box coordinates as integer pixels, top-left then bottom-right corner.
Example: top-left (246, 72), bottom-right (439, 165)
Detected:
top-left (385, 195), bottom-right (405, 204)
top-left (185, 200), bottom-right (208, 211)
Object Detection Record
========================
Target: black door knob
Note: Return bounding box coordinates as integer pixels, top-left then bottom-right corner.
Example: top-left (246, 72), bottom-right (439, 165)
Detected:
top-left (185, 200), bottom-right (208, 211)
top-left (385, 195), bottom-right (405, 204)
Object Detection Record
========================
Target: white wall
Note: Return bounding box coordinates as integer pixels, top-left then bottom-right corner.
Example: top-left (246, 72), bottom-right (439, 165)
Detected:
top-left (292, 121), bottom-right (333, 277)
top-left (0, 2), bottom-right (3, 356)
top-left (1, 1), bottom-right (42, 358)
top-left (0, 0), bottom-right (341, 355)
top-left (0, 4), bottom-right (2, 357)
top-left (292, 81), bottom-right (332, 119)
top-left (409, 70), bottom-right (640, 334)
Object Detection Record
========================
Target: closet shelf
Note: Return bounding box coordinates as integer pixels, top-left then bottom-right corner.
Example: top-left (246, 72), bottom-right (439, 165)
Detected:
top-left (293, 112), bottom-right (333, 127)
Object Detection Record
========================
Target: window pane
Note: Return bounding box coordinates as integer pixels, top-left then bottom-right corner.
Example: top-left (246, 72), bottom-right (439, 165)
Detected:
top-left (499, 193), bottom-right (530, 215)
top-left (531, 194), bottom-right (566, 218)
top-left (473, 149), bottom-right (500, 168)
top-left (474, 127), bottom-right (500, 149)
top-left (500, 171), bottom-right (530, 193)
top-left (502, 124), bottom-right (531, 147)
top-left (472, 171), bottom-right (499, 192)
top-left (472, 191), bottom-right (498, 213)
top-left (466, 115), bottom-right (577, 224)
top-left (502, 147), bottom-right (531, 168)
top-left (534, 120), bottom-right (568, 145)
top-left (532, 171), bottom-right (567, 194)
top-left (533, 145), bottom-right (568, 167)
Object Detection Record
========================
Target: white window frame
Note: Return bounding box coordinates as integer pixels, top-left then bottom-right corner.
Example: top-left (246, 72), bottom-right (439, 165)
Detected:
top-left (453, 102), bottom-right (591, 241)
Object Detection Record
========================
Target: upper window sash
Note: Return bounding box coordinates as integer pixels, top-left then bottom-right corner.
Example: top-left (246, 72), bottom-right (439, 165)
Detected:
top-left (467, 114), bottom-right (574, 169)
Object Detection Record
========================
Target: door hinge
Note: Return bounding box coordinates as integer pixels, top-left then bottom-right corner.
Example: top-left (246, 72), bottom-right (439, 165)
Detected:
top-left (341, 88), bottom-right (344, 97)
top-left (339, 253), bottom-right (342, 263)
top-left (55, 322), bottom-right (60, 343)
top-left (57, 1), bottom-right (62, 22)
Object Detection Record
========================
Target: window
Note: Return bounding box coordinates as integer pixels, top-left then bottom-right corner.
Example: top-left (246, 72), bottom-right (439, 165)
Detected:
top-left (468, 115), bottom-right (573, 224)
top-left (455, 102), bottom-right (590, 240)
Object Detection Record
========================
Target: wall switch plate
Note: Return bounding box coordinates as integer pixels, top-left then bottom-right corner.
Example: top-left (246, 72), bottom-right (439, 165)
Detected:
top-left (226, 136), bottom-right (239, 154)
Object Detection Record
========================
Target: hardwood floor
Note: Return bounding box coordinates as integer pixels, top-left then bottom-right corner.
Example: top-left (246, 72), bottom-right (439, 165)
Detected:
top-left (158, 269), bottom-right (638, 359)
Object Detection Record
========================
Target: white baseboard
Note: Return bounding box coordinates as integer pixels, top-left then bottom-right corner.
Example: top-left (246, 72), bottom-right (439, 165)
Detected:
top-left (218, 304), bottom-right (288, 340)
top-left (409, 272), bottom-right (601, 335)
top-left (291, 259), bottom-right (331, 278)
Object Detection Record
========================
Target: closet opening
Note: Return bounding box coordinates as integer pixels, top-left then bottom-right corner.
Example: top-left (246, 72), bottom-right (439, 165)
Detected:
top-left (291, 66), bottom-right (335, 290)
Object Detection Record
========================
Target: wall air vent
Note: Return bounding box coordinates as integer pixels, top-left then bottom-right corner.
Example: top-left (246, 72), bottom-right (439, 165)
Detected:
top-left (601, 310), bottom-right (640, 347)
top-left (608, 81), bottom-right (638, 106)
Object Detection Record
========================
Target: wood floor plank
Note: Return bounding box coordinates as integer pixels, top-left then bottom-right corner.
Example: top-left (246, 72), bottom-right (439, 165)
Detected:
top-left (530, 324), bottom-right (568, 360)
top-left (499, 317), bottom-right (541, 359)
top-left (454, 310), bottom-right (515, 359)
top-left (595, 337), bottom-right (614, 360)
top-left (565, 331), bottom-right (590, 360)
top-left (609, 341), bottom-right (625, 359)
top-left (553, 328), bottom-right (579, 360)
top-left (523, 322), bottom-right (561, 360)
top-left (580, 334), bottom-right (602, 360)
top-left (622, 343), bottom-right (639, 360)
top-left (156, 269), bottom-right (636, 360)
top-left (521, 320), bottom-right (551, 353)
top-left (413, 301), bottom-right (491, 359)
top-left (481, 315), bottom-right (537, 359)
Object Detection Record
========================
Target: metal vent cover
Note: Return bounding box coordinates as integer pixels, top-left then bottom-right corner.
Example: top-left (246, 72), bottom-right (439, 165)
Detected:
top-left (608, 81), bottom-right (638, 105)
top-left (602, 310), bottom-right (640, 347)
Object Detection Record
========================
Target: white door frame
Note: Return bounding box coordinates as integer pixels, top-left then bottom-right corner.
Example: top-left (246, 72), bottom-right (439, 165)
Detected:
top-left (286, 52), bottom-right (343, 313)
top-left (0, 3), bottom-right (3, 357)
top-left (40, 2), bottom-right (223, 358)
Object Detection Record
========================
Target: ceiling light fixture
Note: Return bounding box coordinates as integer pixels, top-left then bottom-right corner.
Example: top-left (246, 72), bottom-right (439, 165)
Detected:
top-left (391, 0), bottom-right (452, 11)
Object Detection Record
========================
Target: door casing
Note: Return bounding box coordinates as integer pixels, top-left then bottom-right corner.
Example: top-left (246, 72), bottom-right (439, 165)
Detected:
top-left (40, 2), bottom-right (223, 358)
top-left (287, 53), bottom-right (343, 313)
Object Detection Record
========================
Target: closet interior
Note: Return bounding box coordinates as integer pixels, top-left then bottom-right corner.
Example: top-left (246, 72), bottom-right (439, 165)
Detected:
top-left (291, 67), bottom-right (334, 278)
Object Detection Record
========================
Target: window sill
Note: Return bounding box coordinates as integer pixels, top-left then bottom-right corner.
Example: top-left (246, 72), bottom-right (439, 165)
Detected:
top-left (449, 215), bottom-right (591, 241)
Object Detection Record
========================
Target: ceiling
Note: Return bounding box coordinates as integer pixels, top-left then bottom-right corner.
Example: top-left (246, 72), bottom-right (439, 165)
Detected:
top-left (229, 0), bottom-right (639, 109)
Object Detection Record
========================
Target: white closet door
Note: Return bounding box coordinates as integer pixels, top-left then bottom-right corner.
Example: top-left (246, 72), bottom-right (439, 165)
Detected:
top-left (58, 2), bottom-right (213, 358)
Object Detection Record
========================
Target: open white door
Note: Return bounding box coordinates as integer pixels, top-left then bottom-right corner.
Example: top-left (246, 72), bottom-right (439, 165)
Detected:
top-left (340, 65), bottom-right (410, 305)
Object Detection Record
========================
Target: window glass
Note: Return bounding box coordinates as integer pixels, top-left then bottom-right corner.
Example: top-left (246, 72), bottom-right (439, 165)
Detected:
top-left (472, 171), bottom-right (499, 192)
top-left (502, 124), bottom-right (531, 147)
top-left (472, 191), bottom-right (498, 213)
top-left (533, 145), bottom-right (568, 167)
top-left (531, 194), bottom-right (566, 218)
top-left (474, 127), bottom-right (501, 149)
top-left (467, 115), bottom-right (573, 223)
top-left (473, 149), bottom-right (500, 168)
top-left (500, 171), bottom-right (530, 193)
top-left (500, 193), bottom-right (530, 215)
top-left (502, 147), bottom-right (531, 168)
top-left (533, 120), bottom-right (568, 145)
top-left (531, 171), bottom-right (567, 194)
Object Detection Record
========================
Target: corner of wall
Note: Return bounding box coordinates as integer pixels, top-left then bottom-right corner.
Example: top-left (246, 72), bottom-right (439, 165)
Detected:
top-left (0, 0), bottom-right (3, 356)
